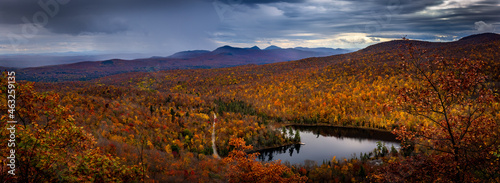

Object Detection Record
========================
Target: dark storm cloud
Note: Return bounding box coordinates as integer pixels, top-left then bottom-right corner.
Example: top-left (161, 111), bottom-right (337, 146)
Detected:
top-left (46, 15), bottom-right (129, 35)
top-left (1, 0), bottom-right (497, 39)
top-left (0, 0), bottom-right (221, 57)
top-left (275, 0), bottom-right (498, 38)
top-left (216, 0), bottom-right (305, 5)
top-left (345, 0), bottom-right (445, 14)
top-left (0, 0), bottom-right (499, 57)
top-left (273, 0), bottom-right (445, 19)
top-left (0, 0), bottom-right (207, 35)
top-left (373, 0), bottom-right (500, 37)
top-left (0, 0), bottom-right (305, 34)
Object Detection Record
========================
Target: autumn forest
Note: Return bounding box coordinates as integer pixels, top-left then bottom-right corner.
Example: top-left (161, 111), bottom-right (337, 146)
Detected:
top-left (1, 33), bottom-right (500, 182)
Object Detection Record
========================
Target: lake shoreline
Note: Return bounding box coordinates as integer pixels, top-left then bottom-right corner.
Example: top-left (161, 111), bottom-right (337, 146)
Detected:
top-left (248, 124), bottom-right (397, 155)
top-left (247, 142), bottom-right (303, 154)
top-left (277, 123), bottom-right (393, 133)
top-left (252, 124), bottom-right (401, 165)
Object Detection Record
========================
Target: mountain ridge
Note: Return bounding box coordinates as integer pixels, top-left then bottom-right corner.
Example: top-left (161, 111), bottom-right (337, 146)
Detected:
top-left (13, 45), bottom-right (350, 82)
top-left (12, 33), bottom-right (500, 82)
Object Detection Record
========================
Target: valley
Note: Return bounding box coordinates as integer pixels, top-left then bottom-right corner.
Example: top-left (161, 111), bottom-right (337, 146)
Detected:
top-left (1, 33), bottom-right (500, 182)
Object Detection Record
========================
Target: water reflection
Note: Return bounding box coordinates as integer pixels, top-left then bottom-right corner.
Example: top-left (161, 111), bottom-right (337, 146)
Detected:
top-left (258, 144), bottom-right (302, 161)
top-left (295, 126), bottom-right (399, 142)
top-left (257, 126), bottom-right (400, 165)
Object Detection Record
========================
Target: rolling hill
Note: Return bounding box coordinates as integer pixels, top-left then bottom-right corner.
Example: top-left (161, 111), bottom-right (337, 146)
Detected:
top-left (11, 45), bottom-right (349, 82)
top-left (12, 32), bottom-right (500, 182)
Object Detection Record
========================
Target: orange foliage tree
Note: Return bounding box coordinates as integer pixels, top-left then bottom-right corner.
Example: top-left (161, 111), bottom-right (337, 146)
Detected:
top-left (0, 73), bottom-right (142, 182)
top-left (222, 138), bottom-right (307, 183)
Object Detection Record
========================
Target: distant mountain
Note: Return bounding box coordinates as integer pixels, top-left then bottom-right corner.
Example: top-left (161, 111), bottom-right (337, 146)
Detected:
top-left (11, 45), bottom-right (350, 82)
top-left (21, 32), bottom-right (500, 82)
top-left (248, 46), bottom-right (261, 50)
top-left (294, 47), bottom-right (349, 55)
top-left (0, 53), bottom-right (147, 68)
top-left (210, 45), bottom-right (349, 59)
top-left (167, 50), bottom-right (211, 59)
top-left (265, 45), bottom-right (281, 50)
top-left (211, 45), bottom-right (256, 55)
top-left (169, 45), bottom-right (349, 63)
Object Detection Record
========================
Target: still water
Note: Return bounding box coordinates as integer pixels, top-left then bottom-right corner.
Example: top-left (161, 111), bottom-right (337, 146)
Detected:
top-left (257, 126), bottom-right (400, 165)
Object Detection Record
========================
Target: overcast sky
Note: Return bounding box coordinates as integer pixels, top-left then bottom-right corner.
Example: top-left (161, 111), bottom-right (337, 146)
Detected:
top-left (0, 0), bottom-right (498, 56)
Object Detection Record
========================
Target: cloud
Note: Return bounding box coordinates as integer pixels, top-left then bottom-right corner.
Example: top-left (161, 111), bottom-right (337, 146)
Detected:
top-left (47, 16), bottom-right (129, 35)
top-left (197, 0), bottom-right (500, 49)
top-left (0, 0), bottom-right (213, 35)
top-left (475, 21), bottom-right (495, 32)
top-left (339, 38), bottom-right (366, 44)
top-left (1, 0), bottom-right (500, 57)
top-left (0, 0), bottom-right (222, 56)
top-left (216, 0), bottom-right (306, 5)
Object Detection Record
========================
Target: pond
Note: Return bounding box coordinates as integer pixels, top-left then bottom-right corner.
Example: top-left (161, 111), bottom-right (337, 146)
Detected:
top-left (256, 125), bottom-right (400, 165)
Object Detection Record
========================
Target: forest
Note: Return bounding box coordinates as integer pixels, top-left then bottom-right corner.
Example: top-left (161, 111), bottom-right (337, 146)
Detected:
top-left (1, 33), bottom-right (500, 182)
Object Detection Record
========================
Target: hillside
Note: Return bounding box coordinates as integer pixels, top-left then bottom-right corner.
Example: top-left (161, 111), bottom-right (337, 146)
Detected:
top-left (12, 46), bottom-right (349, 82)
top-left (3, 33), bottom-right (500, 182)
top-left (89, 33), bottom-right (500, 126)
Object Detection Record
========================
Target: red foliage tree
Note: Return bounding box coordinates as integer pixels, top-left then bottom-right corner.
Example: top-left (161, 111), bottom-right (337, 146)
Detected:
top-left (377, 41), bottom-right (500, 182)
